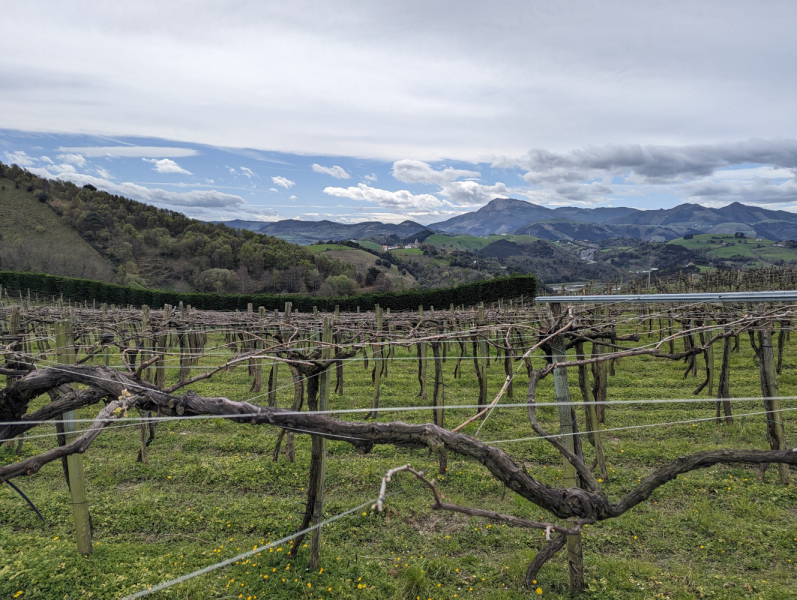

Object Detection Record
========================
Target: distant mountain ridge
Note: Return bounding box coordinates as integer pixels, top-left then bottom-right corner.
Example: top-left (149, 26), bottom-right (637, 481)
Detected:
top-left (214, 218), bottom-right (427, 245)
top-left (217, 198), bottom-right (797, 244)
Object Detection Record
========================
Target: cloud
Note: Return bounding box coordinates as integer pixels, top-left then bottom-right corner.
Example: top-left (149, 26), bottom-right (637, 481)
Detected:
top-left (289, 195), bottom-right (297, 201)
top-left (323, 183), bottom-right (448, 211)
top-left (682, 178), bottom-right (797, 207)
top-left (3, 150), bottom-right (36, 167)
top-left (519, 182), bottom-right (616, 207)
top-left (364, 173), bottom-right (377, 182)
top-left (492, 139), bottom-right (797, 185)
top-left (28, 166), bottom-right (245, 209)
top-left (4, 4), bottom-right (797, 164)
top-left (142, 158), bottom-right (192, 175)
top-left (39, 155), bottom-right (54, 164)
top-left (239, 166), bottom-right (254, 178)
top-left (55, 163), bottom-right (77, 174)
top-left (272, 175), bottom-right (295, 189)
top-left (440, 181), bottom-right (511, 205)
top-left (94, 166), bottom-right (113, 179)
top-left (56, 153), bottom-right (87, 167)
top-left (312, 163), bottom-right (350, 179)
top-left (392, 159), bottom-right (480, 186)
top-left (269, 187), bottom-right (278, 192)
top-left (333, 209), bottom-right (461, 224)
top-left (56, 146), bottom-right (198, 158)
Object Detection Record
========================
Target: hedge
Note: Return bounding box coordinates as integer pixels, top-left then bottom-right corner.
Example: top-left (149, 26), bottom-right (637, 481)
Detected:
top-left (0, 271), bottom-right (535, 313)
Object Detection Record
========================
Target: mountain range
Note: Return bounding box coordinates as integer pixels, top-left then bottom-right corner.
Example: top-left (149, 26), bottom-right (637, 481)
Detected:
top-left (214, 219), bottom-right (426, 245)
top-left (216, 198), bottom-right (797, 244)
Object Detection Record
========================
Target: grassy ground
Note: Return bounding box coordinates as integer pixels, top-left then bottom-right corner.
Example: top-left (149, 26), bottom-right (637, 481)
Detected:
top-left (423, 235), bottom-right (539, 252)
top-left (668, 234), bottom-right (797, 267)
top-left (0, 177), bottom-right (113, 280)
top-left (1, 319), bottom-right (796, 599)
top-left (306, 244), bottom-right (353, 254)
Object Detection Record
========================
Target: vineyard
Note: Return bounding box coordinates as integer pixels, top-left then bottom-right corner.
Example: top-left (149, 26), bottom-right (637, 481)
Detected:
top-left (1, 288), bottom-right (796, 599)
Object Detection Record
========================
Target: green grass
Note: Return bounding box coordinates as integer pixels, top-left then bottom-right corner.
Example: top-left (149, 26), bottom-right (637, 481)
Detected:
top-left (0, 177), bottom-right (113, 279)
top-left (306, 244), bottom-right (352, 253)
top-left (355, 241), bottom-right (384, 252)
top-left (669, 234), bottom-right (797, 267)
top-left (1, 321), bottom-right (796, 599)
top-left (423, 234), bottom-right (538, 252)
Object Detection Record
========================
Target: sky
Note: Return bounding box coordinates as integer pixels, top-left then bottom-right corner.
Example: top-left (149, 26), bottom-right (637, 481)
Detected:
top-left (1, 1), bottom-right (797, 225)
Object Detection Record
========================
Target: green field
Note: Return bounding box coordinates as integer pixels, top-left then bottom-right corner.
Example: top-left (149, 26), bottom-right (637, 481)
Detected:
top-left (669, 234), bottom-right (797, 267)
top-left (2, 325), bottom-right (796, 599)
top-left (424, 234), bottom-right (539, 251)
top-left (0, 178), bottom-right (113, 280)
top-left (355, 241), bottom-right (384, 252)
top-left (306, 244), bottom-right (352, 253)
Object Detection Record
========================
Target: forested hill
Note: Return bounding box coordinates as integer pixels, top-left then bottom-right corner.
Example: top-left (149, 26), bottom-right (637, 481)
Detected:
top-left (0, 161), bottom-right (357, 295)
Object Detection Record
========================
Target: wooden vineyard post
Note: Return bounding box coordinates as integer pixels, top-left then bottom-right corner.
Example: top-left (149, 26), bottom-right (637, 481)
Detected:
top-left (575, 340), bottom-right (608, 480)
top-left (756, 317), bottom-right (789, 484)
top-left (705, 321), bottom-right (715, 396)
top-left (548, 302), bottom-right (584, 593)
top-left (251, 307), bottom-right (266, 393)
top-left (268, 321), bottom-right (279, 407)
top-left (477, 302), bottom-right (487, 411)
top-left (370, 305), bottom-right (382, 419)
top-left (716, 322), bottom-right (734, 425)
top-left (155, 305), bottom-right (171, 388)
top-left (309, 317), bottom-right (332, 569)
top-left (417, 306), bottom-right (427, 400)
top-left (432, 340), bottom-right (444, 429)
top-left (140, 306), bottom-right (152, 383)
top-left (55, 320), bottom-right (93, 556)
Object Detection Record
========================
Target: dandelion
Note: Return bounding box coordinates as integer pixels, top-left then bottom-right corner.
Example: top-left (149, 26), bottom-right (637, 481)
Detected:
top-left (536, 588), bottom-right (543, 595)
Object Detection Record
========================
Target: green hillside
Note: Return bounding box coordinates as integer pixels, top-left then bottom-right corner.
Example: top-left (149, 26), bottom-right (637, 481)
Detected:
top-left (0, 162), bottom-right (362, 295)
top-left (424, 233), bottom-right (539, 251)
top-left (0, 177), bottom-right (114, 281)
top-left (668, 234), bottom-right (797, 268)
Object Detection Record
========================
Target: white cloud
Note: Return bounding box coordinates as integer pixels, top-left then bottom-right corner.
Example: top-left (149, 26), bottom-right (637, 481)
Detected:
top-left (682, 178), bottom-right (797, 206)
top-left (3, 5), bottom-right (797, 163)
top-left (143, 158), bottom-right (191, 174)
top-left (711, 166), bottom-right (796, 181)
top-left (312, 163), bottom-right (350, 179)
top-left (519, 182), bottom-right (616, 207)
top-left (56, 153), bottom-right (87, 167)
top-left (323, 183), bottom-right (448, 211)
top-left (39, 155), bottom-right (54, 164)
top-left (392, 159), bottom-right (480, 186)
top-left (334, 209), bottom-right (460, 224)
top-left (289, 195), bottom-right (297, 201)
top-left (269, 187), bottom-right (278, 192)
top-left (240, 166), bottom-right (255, 178)
top-left (272, 175), bottom-right (295, 189)
top-left (56, 146), bottom-right (198, 158)
top-left (3, 150), bottom-right (36, 166)
top-left (364, 173), bottom-right (377, 182)
top-left (492, 140), bottom-right (797, 185)
top-left (56, 163), bottom-right (77, 174)
top-left (28, 166), bottom-right (245, 209)
top-left (439, 180), bottom-right (512, 205)
top-left (94, 166), bottom-right (114, 179)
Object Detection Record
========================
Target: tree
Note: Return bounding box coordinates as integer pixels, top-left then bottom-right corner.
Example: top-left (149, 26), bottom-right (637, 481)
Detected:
top-left (194, 268), bottom-right (238, 293)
